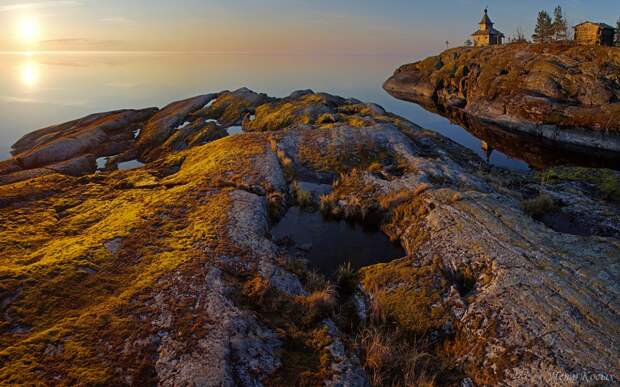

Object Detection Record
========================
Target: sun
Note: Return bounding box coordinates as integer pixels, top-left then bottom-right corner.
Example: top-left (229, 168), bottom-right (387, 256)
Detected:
top-left (18, 17), bottom-right (39, 44)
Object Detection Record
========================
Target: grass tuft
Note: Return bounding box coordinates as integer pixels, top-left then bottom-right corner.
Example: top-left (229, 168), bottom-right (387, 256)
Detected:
top-left (523, 193), bottom-right (558, 218)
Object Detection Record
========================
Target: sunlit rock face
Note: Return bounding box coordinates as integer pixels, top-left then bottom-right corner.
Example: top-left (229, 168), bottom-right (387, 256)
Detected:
top-left (0, 89), bottom-right (618, 386)
top-left (0, 108), bottom-right (158, 184)
top-left (384, 43), bottom-right (620, 152)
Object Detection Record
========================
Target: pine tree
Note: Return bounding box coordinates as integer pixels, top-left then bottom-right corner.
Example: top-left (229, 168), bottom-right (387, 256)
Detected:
top-left (552, 6), bottom-right (568, 41)
top-left (616, 17), bottom-right (620, 44)
top-left (532, 10), bottom-right (553, 43)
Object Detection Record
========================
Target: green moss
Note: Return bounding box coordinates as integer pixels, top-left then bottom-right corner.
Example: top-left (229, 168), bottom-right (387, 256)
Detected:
top-left (0, 132), bottom-right (273, 384)
top-left (416, 56), bottom-right (443, 73)
top-left (296, 129), bottom-right (396, 175)
top-left (538, 167), bottom-right (620, 202)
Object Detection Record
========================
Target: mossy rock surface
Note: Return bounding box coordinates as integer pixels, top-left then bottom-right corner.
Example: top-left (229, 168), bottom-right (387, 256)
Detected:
top-left (385, 43), bottom-right (620, 151)
top-left (0, 88), bottom-right (618, 386)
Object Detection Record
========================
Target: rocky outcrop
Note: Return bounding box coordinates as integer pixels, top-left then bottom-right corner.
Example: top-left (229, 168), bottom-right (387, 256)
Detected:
top-left (384, 43), bottom-right (620, 152)
top-left (193, 87), bottom-right (272, 128)
top-left (0, 109), bottom-right (157, 184)
top-left (0, 89), bottom-right (271, 185)
top-left (0, 89), bottom-right (617, 386)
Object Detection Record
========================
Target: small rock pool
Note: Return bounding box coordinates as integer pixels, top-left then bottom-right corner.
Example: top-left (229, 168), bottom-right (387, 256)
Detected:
top-left (118, 160), bottom-right (145, 170)
top-left (226, 126), bottom-right (243, 135)
top-left (272, 207), bottom-right (406, 277)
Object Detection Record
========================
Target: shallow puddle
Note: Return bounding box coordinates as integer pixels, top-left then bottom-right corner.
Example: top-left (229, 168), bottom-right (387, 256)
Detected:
top-left (226, 126), bottom-right (243, 135)
top-left (118, 160), bottom-right (145, 170)
top-left (272, 207), bottom-right (405, 276)
top-left (96, 157), bottom-right (107, 170)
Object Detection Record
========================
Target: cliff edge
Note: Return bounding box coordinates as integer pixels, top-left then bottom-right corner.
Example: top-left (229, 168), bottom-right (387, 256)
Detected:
top-left (384, 43), bottom-right (620, 151)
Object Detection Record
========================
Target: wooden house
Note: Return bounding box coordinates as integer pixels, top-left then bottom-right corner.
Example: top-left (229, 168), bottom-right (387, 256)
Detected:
top-left (574, 22), bottom-right (616, 46)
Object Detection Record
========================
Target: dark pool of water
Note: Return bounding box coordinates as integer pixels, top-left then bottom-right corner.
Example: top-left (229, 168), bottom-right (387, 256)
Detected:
top-left (271, 207), bottom-right (406, 276)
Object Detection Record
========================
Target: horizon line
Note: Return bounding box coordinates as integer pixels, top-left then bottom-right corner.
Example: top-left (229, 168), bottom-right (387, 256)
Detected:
top-left (0, 49), bottom-right (424, 57)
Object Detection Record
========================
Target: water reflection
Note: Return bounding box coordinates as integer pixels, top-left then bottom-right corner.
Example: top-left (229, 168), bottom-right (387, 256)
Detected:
top-left (396, 98), bottom-right (620, 171)
top-left (272, 207), bottom-right (405, 277)
top-left (0, 52), bottom-right (617, 171)
top-left (481, 141), bottom-right (494, 164)
top-left (446, 109), bottom-right (620, 171)
top-left (19, 60), bottom-right (39, 87)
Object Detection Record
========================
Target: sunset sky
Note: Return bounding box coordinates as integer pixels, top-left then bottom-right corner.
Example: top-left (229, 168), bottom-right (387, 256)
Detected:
top-left (0, 0), bottom-right (618, 54)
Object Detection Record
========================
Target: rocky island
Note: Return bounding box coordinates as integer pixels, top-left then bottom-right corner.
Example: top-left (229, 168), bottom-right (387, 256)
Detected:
top-left (0, 89), bottom-right (618, 386)
top-left (384, 43), bottom-right (620, 152)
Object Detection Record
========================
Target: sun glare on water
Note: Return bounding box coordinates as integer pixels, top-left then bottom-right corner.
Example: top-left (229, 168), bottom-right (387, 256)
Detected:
top-left (20, 61), bottom-right (39, 86)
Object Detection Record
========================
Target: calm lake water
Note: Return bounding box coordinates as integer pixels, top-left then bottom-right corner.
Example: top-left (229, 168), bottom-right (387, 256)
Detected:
top-left (0, 51), bottom-right (569, 170)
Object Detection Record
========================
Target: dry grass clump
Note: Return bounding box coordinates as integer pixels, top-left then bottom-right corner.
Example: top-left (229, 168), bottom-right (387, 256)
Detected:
top-left (522, 193), bottom-right (558, 218)
top-left (291, 181), bottom-right (314, 208)
top-left (319, 194), bottom-right (340, 217)
top-left (375, 190), bottom-right (412, 214)
top-left (355, 255), bottom-right (478, 386)
top-left (303, 287), bottom-right (338, 317)
top-left (356, 265), bottom-right (448, 387)
top-left (239, 275), bottom-right (337, 386)
top-left (441, 262), bottom-right (476, 297)
top-left (277, 257), bottom-right (329, 294)
top-left (367, 162), bottom-right (383, 174)
top-left (360, 258), bottom-right (450, 335)
top-left (358, 325), bottom-right (437, 387)
top-left (335, 262), bottom-right (357, 295)
top-left (450, 191), bottom-right (463, 203)
top-left (276, 149), bottom-right (295, 178)
top-left (411, 182), bottom-right (431, 196)
top-left (319, 169), bottom-right (381, 223)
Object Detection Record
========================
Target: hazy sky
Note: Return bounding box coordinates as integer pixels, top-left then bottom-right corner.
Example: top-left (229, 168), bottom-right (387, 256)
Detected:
top-left (0, 0), bottom-right (618, 54)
